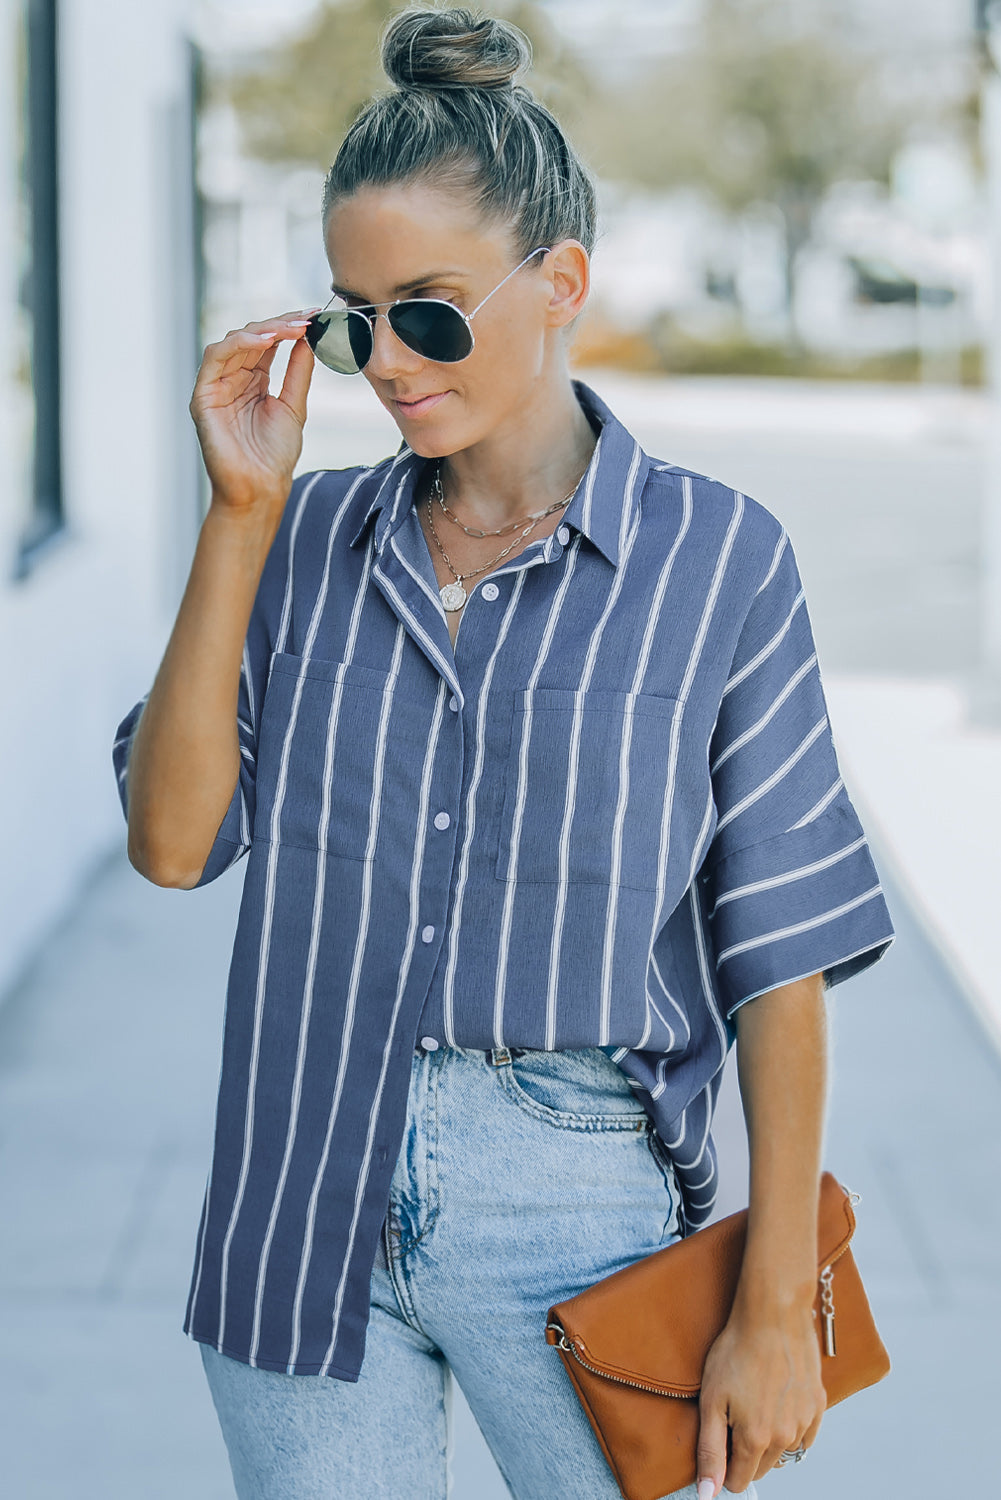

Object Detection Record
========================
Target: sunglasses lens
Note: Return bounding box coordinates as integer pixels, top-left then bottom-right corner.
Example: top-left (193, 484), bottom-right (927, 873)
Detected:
top-left (305, 307), bottom-right (371, 374)
top-left (389, 301), bottom-right (472, 363)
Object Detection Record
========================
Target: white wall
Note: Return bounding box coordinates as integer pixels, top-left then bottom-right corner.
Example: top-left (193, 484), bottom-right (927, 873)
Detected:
top-left (0, 0), bottom-right (199, 998)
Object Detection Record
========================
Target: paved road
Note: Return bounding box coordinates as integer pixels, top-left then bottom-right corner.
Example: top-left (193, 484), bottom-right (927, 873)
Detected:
top-left (3, 376), bottom-right (995, 1498)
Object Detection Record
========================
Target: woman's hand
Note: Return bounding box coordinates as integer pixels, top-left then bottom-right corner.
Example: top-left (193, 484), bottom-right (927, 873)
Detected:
top-left (694, 970), bottom-right (829, 1497)
top-left (189, 310), bottom-right (320, 516)
top-left (695, 1301), bottom-right (826, 1496)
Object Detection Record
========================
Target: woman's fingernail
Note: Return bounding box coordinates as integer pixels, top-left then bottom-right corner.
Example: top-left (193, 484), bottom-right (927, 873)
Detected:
top-left (697, 1482), bottom-right (716, 1500)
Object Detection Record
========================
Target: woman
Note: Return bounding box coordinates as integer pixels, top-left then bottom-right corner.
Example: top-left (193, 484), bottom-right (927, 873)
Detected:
top-left (112, 9), bottom-right (894, 1499)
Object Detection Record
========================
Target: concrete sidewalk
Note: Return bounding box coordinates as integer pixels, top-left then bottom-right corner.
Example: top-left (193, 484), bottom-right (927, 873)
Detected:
top-left (826, 675), bottom-right (1001, 1055)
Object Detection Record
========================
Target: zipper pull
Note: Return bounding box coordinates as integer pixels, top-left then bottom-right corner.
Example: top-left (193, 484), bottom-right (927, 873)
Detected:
top-left (819, 1265), bottom-right (837, 1357)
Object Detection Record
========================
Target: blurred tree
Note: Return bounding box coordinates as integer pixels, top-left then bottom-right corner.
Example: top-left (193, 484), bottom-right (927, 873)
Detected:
top-left (225, 0), bottom-right (594, 172)
top-left (576, 0), bottom-right (907, 320)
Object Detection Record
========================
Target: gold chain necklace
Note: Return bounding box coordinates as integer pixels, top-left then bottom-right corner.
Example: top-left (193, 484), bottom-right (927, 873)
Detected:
top-left (427, 461), bottom-right (585, 612)
top-left (435, 465), bottom-right (576, 539)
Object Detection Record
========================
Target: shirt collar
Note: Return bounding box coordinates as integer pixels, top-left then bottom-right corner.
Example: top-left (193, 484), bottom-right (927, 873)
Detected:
top-left (348, 378), bottom-right (651, 568)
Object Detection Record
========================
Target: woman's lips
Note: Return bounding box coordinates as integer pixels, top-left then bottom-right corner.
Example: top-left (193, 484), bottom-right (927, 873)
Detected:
top-left (393, 391), bottom-right (449, 417)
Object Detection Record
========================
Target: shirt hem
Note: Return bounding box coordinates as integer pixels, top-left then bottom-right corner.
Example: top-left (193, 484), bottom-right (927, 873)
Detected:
top-left (185, 1326), bottom-right (361, 1382)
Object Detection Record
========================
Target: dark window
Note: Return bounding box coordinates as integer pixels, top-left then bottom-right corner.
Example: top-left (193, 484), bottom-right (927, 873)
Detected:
top-left (15, 0), bottom-right (63, 579)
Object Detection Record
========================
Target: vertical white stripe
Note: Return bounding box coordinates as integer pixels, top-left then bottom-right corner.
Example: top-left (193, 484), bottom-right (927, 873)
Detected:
top-left (248, 615), bottom-right (407, 1364)
top-left (491, 542), bottom-right (585, 1045)
top-left (287, 622), bottom-right (407, 1367)
top-left (648, 488), bottom-right (742, 951)
top-left (543, 442), bottom-right (646, 1048)
top-left (441, 571), bottom-right (529, 1045)
top-left (213, 491), bottom-right (367, 1355)
top-left (274, 470), bottom-right (339, 655)
top-left (241, 642), bottom-right (257, 736)
top-left (690, 884), bottom-right (728, 1068)
top-left (319, 678), bottom-right (450, 1374)
top-left (686, 788), bottom-right (717, 889)
top-left (597, 470), bottom-right (693, 1041)
top-left (579, 429), bottom-right (603, 541)
top-left (631, 488), bottom-right (741, 1112)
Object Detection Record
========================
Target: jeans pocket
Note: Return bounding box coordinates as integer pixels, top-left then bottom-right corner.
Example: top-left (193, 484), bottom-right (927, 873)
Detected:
top-left (498, 1047), bottom-right (651, 1132)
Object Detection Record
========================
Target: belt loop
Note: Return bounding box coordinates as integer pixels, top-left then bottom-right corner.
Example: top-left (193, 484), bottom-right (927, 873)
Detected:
top-left (488, 1046), bottom-right (512, 1068)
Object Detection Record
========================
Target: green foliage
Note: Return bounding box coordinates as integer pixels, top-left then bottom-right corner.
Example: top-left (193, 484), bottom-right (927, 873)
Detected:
top-left (225, 0), bottom-right (594, 172)
top-left (576, 0), bottom-right (904, 220)
top-left (226, 0), bottom-right (397, 168)
top-left (573, 308), bottom-right (985, 385)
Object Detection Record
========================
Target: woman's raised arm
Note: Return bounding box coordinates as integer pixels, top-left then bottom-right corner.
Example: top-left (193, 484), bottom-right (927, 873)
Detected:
top-left (124, 311), bottom-right (316, 888)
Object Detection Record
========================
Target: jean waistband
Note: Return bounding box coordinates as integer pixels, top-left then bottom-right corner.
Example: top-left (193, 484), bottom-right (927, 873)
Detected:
top-left (413, 1040), bottom-right (517, 1063)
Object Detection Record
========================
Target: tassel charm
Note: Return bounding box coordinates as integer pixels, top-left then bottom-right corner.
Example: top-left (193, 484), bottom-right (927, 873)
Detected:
top-left (819, 1265), bottom-right (837, 1356)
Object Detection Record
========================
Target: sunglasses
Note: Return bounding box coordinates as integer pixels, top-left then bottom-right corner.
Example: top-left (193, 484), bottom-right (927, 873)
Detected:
top-left (305, 245), bottom-right (550, 374)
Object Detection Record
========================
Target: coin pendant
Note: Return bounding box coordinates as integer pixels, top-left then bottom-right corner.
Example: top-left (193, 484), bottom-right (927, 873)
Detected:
top-left (440, 581), bottom-right (467, 611)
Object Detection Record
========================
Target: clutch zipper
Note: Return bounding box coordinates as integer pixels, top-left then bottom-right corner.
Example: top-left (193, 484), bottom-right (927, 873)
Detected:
top-left (546, 1323), bottom-right (695, 1399)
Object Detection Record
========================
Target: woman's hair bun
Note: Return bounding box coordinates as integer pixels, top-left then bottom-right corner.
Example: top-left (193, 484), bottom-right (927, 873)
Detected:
top-left (381, 7), bottom-right (532, 92)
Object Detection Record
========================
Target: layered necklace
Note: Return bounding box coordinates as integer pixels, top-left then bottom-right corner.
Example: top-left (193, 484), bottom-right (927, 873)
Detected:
top-left (425, 459), bottom-right (587, 612)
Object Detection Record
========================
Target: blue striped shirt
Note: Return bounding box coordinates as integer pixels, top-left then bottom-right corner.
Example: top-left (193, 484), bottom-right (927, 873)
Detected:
top-left (112, 379), bottom-right (893, 1381)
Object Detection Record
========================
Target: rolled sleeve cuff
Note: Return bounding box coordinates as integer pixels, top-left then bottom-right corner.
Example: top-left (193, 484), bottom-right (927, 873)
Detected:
top-left (186, 770), bottom-right (251, 888)
top-left (112, 699), bottom-right (146, 821)
top-left (709, 800), bottom-right (895, 1015)
top-left (112, 698), bottom-right (251, 888)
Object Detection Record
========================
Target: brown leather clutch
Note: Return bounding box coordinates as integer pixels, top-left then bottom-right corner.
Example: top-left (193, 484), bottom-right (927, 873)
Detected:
top-left (545, 1170), bottom-right (890, 1500)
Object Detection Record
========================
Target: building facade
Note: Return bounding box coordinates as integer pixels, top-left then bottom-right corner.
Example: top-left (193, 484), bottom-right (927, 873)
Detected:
top-left (0, 0), bottom-right (202, 997)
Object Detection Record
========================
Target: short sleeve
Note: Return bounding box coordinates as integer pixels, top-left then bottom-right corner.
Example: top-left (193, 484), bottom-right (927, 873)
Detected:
top-left (704, 529), bottom-right (894, 1013)
top-left (111, 474), bottom-right (312, 888)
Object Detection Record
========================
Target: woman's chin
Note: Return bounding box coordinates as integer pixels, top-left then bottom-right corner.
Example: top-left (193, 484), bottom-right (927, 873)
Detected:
top-left (394, 416), bottom-right (467, 459)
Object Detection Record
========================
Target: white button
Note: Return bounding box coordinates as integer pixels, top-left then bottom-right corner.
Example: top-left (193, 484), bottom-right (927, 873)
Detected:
top-left (433, 811), bottom-right (451, 831)
top-left (557, 525), bottom-right (570, 545)
top-left (448, 695), bottom-right (458, 712)
top-left (481, 582), bottom-right (500, 601)
top-left (420, 1036), bottom-right (440, 1051)
top-left (421, 925), bottom-right (435, 943)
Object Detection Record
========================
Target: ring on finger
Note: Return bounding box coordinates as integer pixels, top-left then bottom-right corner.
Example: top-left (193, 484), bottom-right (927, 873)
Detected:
top-left (775, 1443), bottom-right (808, 1466)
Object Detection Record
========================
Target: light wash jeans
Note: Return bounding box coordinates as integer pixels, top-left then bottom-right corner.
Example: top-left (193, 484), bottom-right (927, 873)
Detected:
top-left (200, 1043), bottom-right (758, 1500)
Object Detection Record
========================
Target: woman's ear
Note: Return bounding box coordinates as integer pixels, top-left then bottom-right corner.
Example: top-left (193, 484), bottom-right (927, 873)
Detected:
top-left (545, 241), bottom-right (590, 331)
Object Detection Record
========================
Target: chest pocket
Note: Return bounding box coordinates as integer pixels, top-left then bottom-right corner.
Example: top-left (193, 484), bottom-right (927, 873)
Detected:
top-left (495, 687), bottom-right (686, 890)
top-left (253, 651), bottom-right (426, 861)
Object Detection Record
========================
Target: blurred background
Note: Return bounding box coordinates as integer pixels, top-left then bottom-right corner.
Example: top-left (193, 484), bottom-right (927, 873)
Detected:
top-left (2, 1), bottom-right (1000, 1496)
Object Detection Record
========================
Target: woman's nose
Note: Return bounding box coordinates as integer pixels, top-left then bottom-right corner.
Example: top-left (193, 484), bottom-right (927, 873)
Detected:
top-left (365, 311), bottom-right (423, 378)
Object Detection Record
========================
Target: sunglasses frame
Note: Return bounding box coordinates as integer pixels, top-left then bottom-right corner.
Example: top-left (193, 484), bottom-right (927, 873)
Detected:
top-left (309, 244), bottom-right (551, 373)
